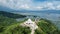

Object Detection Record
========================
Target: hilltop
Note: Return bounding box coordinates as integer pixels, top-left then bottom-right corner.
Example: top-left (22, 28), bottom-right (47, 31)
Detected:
top-left (0, 18), bottom-right (60, 34)
top-left (0, 11), bottom-right (60, 34)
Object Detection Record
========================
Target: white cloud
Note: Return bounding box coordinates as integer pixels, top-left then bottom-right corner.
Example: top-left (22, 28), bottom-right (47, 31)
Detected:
top-left (56, 5), bottom-right (60, 9)
top-left (20, 4), bottom-right (30, 9)
top-left (35, 6), bottom-right (43, 10)
top-left (0, 0), bottom-right (60, 10)
top-left (45, 2), bottom-right (56, 10)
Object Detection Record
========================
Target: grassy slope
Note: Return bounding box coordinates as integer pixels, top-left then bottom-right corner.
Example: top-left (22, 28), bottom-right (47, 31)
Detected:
top-left (0, 15), bottom-right (18, 33)
top-left (0, 18), bottom-right (31, 34)
top-left (35, 19), bottom-right (60, 34)
top-left (0, 11), bottom-right (31, 34)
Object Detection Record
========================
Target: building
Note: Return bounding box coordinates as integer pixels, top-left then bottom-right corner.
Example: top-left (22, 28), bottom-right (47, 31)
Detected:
top-left (21, 18), bottom-right (38, 30)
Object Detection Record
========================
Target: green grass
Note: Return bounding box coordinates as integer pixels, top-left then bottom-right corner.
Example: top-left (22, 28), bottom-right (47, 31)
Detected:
top-left (0, 18), bottom-right (30, 34)
top-left (35, 19), bottom-right (60, 34)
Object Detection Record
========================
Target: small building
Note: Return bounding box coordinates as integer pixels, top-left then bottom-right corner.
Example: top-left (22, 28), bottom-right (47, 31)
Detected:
top-left (21, 18), bottom-right (38, 30)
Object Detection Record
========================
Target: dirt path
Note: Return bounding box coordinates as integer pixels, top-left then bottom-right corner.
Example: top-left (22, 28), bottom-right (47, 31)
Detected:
top-left (31, 29), bottom-right (35, 34)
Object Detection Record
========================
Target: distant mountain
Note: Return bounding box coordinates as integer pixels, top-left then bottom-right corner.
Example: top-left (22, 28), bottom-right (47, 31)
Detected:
top-left (21, 10), bottom-right (60, 14)
top-left (0, 11), bottom-right (26, 19)
top-left (0, 5), bottom-right (60, 14)
top-left (35, 10), bottom-right (60, 14)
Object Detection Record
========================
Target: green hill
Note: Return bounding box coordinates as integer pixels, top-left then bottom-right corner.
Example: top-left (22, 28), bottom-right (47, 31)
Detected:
top-left (0, 11), bottom-right (60, 34)
top-left (0, 18), bottom-right (60, 34)
top-left (35, 19), bottom-right (60, 34)
top-left (0, 11), bottom-right (26, 33)
top-left (0, 11), bottom-right (26, 19)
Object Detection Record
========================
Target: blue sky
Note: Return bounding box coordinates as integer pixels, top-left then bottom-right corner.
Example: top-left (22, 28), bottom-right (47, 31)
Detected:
top-left (0, 0), bottom-right (60, 10)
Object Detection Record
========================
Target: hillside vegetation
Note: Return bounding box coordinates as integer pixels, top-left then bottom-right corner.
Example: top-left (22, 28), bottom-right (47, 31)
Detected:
top-left (0, 11), bottom-right (60, 34)
top-left (35, 19), bottom-right (60, 34)
top-left (0, 11), bottom-right (26, 19)
top-left (0, 11), bottom-right (28, 34)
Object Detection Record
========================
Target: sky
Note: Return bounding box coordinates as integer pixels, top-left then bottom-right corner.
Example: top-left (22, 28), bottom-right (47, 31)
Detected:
top-left (0, 0), bottom-right (60, 10)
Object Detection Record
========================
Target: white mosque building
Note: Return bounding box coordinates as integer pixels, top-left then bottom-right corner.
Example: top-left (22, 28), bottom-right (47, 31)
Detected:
top-left (24, 19), bottom-right (38, 29)
top-left (20, 18), bottom-right (38, 34)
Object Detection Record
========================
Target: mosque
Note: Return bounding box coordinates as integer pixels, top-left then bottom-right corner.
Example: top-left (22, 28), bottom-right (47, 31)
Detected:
top-left (20, 18), bottom-right (38, 34)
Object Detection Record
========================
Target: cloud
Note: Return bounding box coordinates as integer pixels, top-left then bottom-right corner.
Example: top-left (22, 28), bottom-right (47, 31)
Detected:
top-left (20, 4), bottom-right (30, 9)
top-left (56, 5), bottom-right (60, 9)
top-left (34, 6), bottom-right (43, 10)
top-left (45, 2), bottom-right (56, 9)
top-left (0, 0), bottom-right (60, 10)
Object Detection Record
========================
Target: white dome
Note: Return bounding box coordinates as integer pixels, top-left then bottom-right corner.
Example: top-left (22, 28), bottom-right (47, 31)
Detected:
top-left (25, 18), bottom-right (34, 24)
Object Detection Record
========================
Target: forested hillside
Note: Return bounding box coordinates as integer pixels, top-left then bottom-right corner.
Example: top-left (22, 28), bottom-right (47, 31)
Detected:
top-left (0, 11), bottom-right (27, 33)
top-left (35, 19), bottom-right (60, 34)
top-left (0, 11), bottom-right (26, 19)
top-left (0, 11), bottom-right (60, 34)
